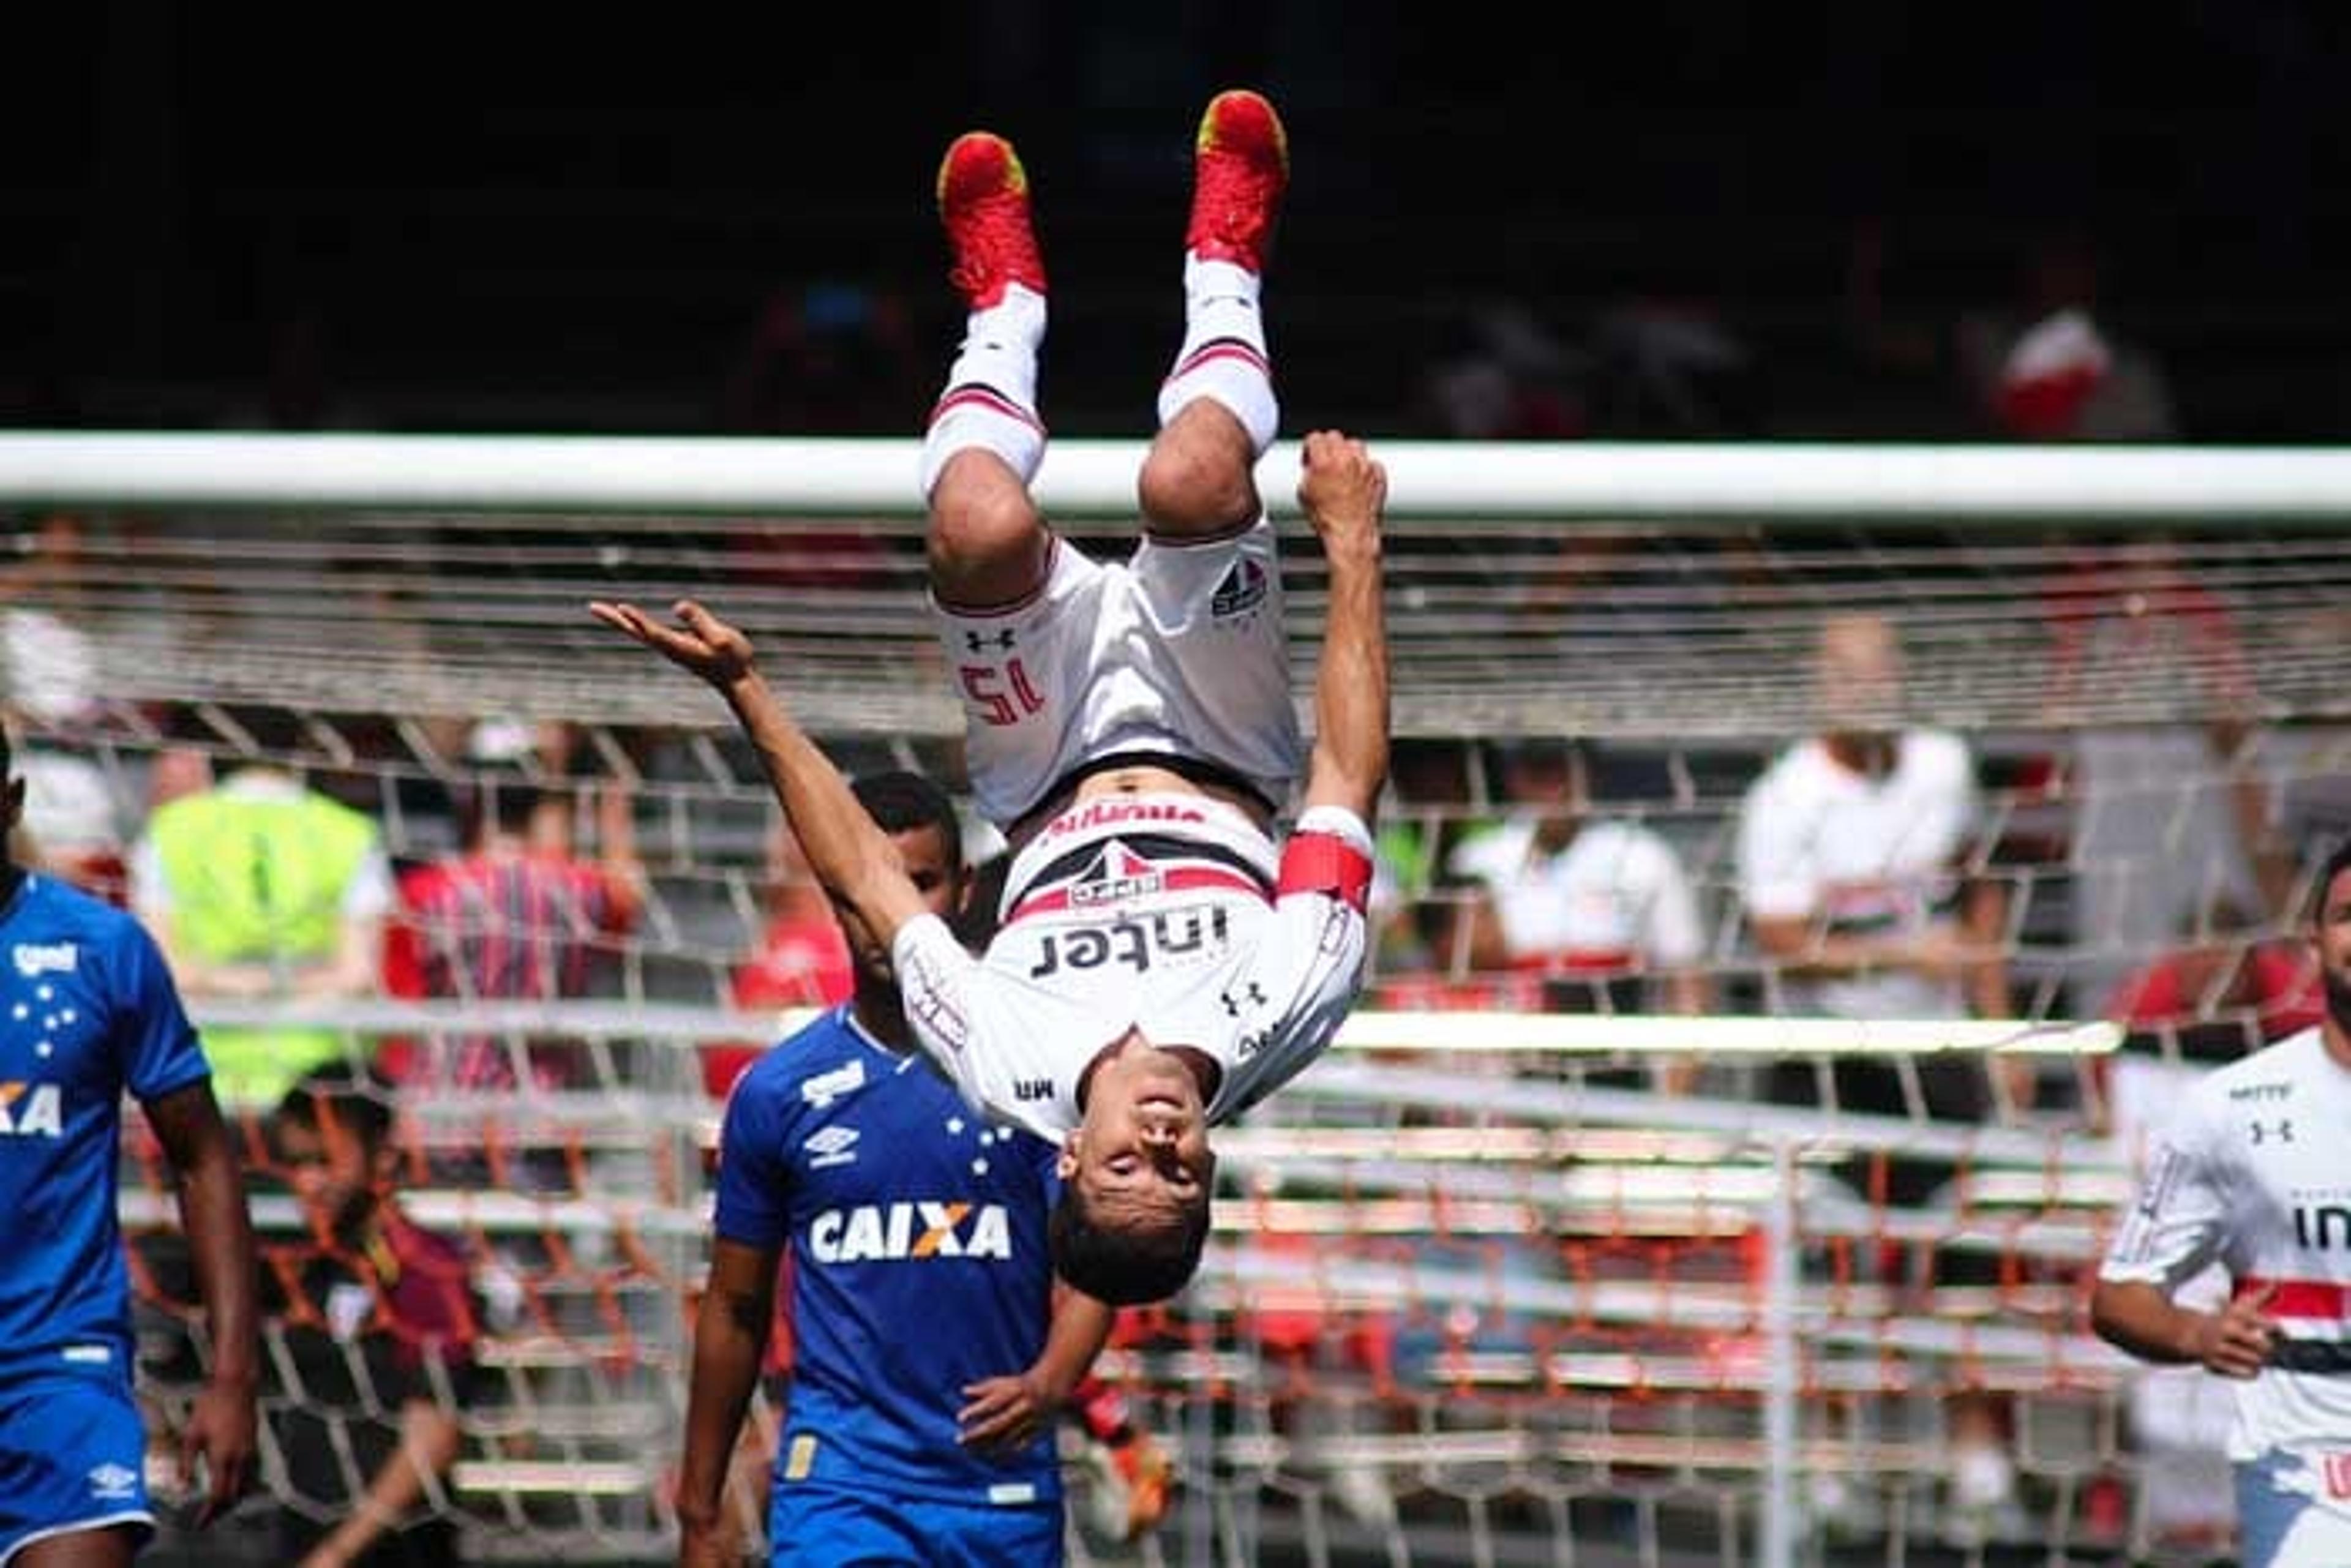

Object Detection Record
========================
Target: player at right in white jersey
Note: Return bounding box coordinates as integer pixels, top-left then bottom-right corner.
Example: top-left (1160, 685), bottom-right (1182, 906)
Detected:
top-left (2094, 833), bottom-right (2351, 1566)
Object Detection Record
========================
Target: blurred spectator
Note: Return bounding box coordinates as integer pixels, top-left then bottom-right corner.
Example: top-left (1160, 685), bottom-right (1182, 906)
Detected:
top-left (378, 762), bottom-right (642, 1093)
top-left (2039, 539), bottom-right (2270, 1016)
top-left (1414, 301), bottom-right (1585, 440)
top-left (217, 298), bottom-right (381, 433)
top-left (710, 280), bottom-right (925, 596)
top-left (255, 1065), bottom-right (480, 1567)
top-left (2101, 897), bottom-right (2321, 1075)
top-left (1365, 738), bottom-right (1486, 978)
top-left (0, 513), bottom-right (131, 899)
top-left (1738, 612), bottom-right (2011, 1037)
top-left (1445, 737), bottom-right (1708, 1089)
top-left (716, 279), bottom-right (927, 437)
top-left (1734, 609), bottom-right (2023, 1540)
top-left (1847, 220), bottom-right (2178, 443)
top-left (1450, 738), bottom-right (1711, 1012)
top-left (129, 712), bottom-right (394, 1108)
top-left (701, 813), bottom-right (854, 1100)
top-left (1954, 227), bottom-right (2178, 443)
top-left (1583, 290), bottom-right (1766, 438)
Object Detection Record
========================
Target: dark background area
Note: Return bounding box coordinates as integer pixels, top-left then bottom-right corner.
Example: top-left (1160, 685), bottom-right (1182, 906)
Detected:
top-left (7, 1), bottom-right (2348, 441)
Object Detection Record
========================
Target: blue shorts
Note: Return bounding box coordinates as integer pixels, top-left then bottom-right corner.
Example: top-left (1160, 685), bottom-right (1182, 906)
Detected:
top-left (0, 1365), bottom-right (154, 1564)
top-left (768, 1477), bottom-right (1062, 1567)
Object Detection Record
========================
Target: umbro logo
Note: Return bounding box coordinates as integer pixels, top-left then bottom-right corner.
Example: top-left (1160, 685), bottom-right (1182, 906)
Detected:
top-left (804, 1126), bottom-right (861, 1169)
top-left (86, 1462), bottom-right (138, 1501)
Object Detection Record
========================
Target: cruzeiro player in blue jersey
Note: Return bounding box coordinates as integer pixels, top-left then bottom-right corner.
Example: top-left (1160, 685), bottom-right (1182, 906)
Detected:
top-left (675, 770), bottom-right (1119, 1567)
top-left (0, 725), bottom-right (259, 1566)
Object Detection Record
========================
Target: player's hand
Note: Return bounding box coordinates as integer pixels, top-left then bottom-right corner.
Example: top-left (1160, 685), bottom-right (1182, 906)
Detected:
top-left (958, 1371), bottom-right (1052, 1452)
top-left (588, 598), bottom-right (757, 689)
top-left (1297, 430), bottom-right (1386, 557)
top-left (181, 1374), bottom-right (257, 1526)
top-left (2188, 1283), bottom-right (2279, 1379)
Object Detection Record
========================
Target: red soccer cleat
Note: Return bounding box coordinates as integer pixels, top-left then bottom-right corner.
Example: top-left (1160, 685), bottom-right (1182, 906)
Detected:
top-left (1185, 89), bottom-right (1289, 272)
top-left (936, 132), bottom-right (1046, 311)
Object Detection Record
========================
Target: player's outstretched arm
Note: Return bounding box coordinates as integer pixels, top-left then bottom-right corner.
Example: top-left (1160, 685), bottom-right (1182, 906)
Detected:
top-left (146, 1078), bottom-right (259, 1526)
top-left (1295, 431), bottom-right (1390, 825)
top-left (590, 598), bottom-right (929, 947)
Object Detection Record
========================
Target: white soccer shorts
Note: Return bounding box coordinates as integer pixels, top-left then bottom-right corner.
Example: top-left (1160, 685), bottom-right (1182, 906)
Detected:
top-left (930, 517), bottom-right (1304, 827)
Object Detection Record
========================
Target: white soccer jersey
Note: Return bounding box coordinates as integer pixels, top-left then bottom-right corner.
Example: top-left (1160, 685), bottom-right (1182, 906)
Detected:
top-left (1447, 817), bottom-right (1706, 970)
top-left (2101, 1027), bottom-right (2351, 1473)
top-left (1734, 729), bottom-right (1979, 1019)
top-left (890, 792), bottom-right (1372, 1142)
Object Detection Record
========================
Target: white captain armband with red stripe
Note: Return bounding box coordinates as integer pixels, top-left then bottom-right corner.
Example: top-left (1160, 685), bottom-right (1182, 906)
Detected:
top-left (1275, 806), bottom-right (1376, 913)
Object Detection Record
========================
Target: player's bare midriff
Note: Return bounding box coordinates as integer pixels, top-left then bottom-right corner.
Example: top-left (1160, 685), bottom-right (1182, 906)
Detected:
top-left (1009, 762), bottom-right (1275, 850)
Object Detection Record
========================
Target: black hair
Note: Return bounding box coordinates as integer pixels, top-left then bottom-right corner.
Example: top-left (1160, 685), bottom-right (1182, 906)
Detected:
top-left (1048, 1184), bottom-right (1211, 1308)
top-left (462, 769), bottom-right (547, 844)
top-left (850, 769), bottom-right (962, 868)
top-left (274, 1063), bottom-right (397, 1152)
top-left (2314, 835), bottom-right (2351, 923)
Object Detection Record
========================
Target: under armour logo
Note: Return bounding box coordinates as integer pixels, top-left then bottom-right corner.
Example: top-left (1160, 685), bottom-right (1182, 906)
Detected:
top-left (964, 628), bottom-right (1017, 653)
top-left (1220, 983), bottom-right (1268, 1017)
top-left (2248, 1119), bottom-right (2294, 1145)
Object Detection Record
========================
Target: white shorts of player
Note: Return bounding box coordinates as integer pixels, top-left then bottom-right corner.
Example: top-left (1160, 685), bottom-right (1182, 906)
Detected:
top-left (2236, 1448), bottom-right (2351, 1567)
top-left (929, 517), bottom-right (1304, 827)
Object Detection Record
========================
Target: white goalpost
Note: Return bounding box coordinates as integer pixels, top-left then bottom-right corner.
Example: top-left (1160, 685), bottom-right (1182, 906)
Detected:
top-left (10, 430), bottom-right (2342, 1568)
top-left (9, 430), bottom-right (2351, 519)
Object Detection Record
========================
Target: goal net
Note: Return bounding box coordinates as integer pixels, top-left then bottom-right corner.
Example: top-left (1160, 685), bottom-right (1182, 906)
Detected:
top-left (7, 432), bottom-right (2347, 1567)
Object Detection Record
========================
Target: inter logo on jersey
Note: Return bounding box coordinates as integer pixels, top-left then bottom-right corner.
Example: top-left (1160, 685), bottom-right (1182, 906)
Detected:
top-left (808, 1201), bottom-right (1013, 1263)
top-left (2293, 1203), bottom-right (2351, 1250)
top-left (0, 1081), bottom-right (63, 1138)
top-left (12, 942), bottom-right (76, 978)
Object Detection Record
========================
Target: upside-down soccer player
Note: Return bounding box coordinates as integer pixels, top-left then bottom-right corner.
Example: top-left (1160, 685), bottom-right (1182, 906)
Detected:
top-left (596, 88), bottom-right (1391, 1311)
top-left (0, 722), bottom-right (259, 1566)
top-left (676, 770), bottom-right (1127, 1567)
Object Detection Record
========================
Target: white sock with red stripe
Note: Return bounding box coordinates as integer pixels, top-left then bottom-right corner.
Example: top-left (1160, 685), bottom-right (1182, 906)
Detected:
top-left (921, 283), bottom-right (1048, 497)
top-left (1158, 256), bottom-right (1277, 456)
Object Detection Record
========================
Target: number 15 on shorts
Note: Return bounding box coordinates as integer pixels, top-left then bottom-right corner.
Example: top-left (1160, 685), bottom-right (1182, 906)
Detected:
top-left (960, 660), bottom-right (1047, 726)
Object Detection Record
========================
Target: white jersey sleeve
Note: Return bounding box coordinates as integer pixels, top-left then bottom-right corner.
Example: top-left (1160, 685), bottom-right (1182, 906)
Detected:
top-left (2099, 1087), bottom-right (2233, 1292)
top-left (1207, 805), bottom-right (1373, 1124)
top-left (889, 911), bottom-right (1081, 1144)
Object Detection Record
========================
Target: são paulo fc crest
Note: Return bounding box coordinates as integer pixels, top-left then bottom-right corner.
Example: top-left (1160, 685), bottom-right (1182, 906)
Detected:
top-left (1211, 559), bottom-right (1268, 620)
top-left (1069, 842), bottom-right (1165, 909)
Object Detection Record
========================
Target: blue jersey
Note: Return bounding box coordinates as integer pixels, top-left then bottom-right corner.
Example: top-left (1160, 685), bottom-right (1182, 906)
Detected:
top-left (0, 874), bottom-right (210, 1378)
top-left (714, 1005), bottom-right (1066, 1507)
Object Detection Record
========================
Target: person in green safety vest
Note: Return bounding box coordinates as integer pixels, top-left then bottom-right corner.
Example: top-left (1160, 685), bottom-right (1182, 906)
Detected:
top-left (128, 724), bottom-right (392, 1108)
